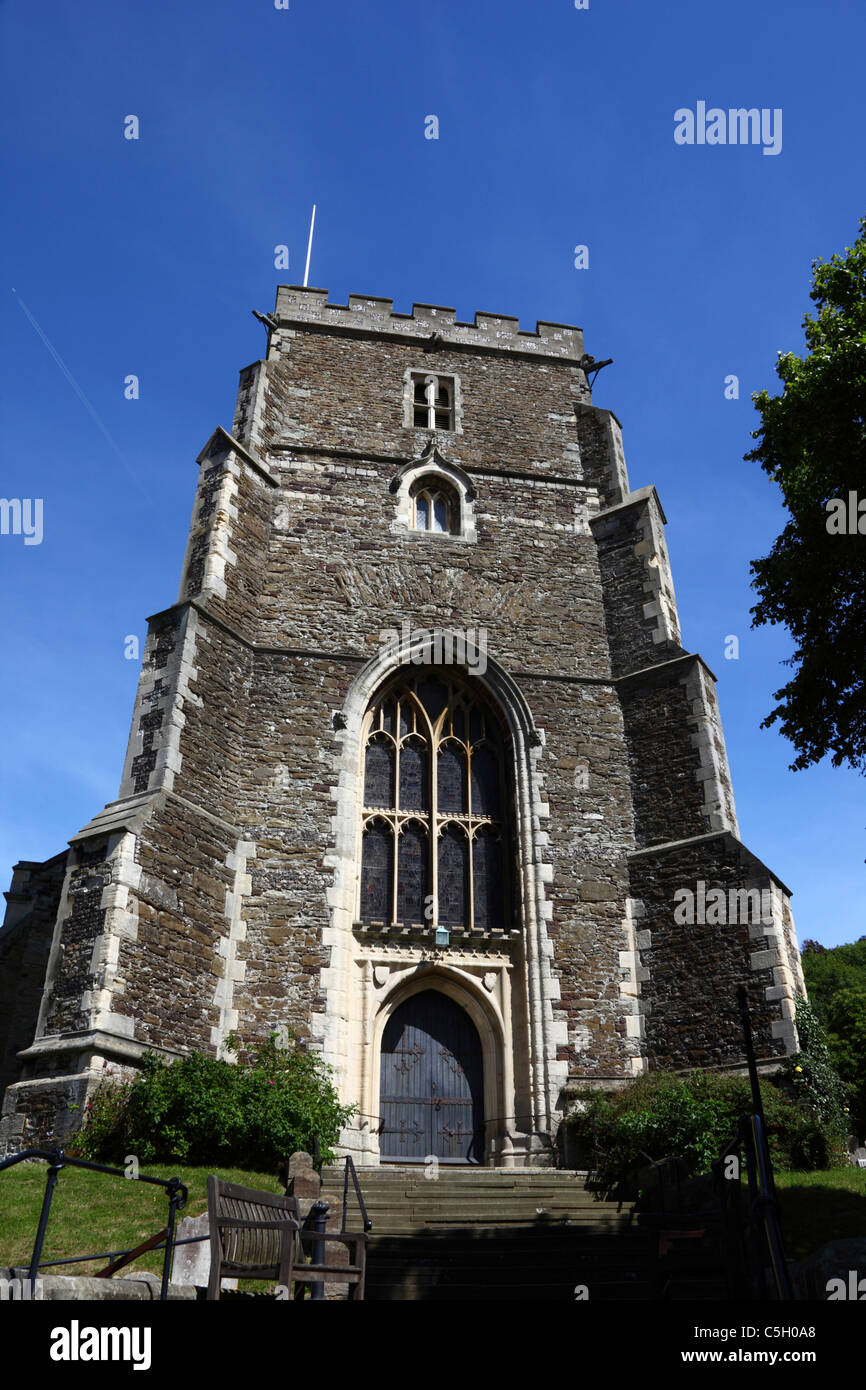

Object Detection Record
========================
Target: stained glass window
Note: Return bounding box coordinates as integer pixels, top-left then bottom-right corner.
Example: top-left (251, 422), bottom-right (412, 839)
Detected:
top-left (470, 744), bottom-right (500, 817)
top-left (472, 830), bottom-right (502, 930)
top-left (417, 679), bottom-right (447, 725)
top-left (361, 822), bottom-right (393, 922)
top-left (438, 744), bottom-right (466, 813)
top-left (399, 738), bottom-right (428, 811)
top-left (438, 826), bottom-right (468, 927)
top-left (364, 737), bottom-right (394, 807)
top-left (397, 825), bottom-right (428, 925)
top-left (382, 699), bottom-right (395, 735)
top-left (359, 673), bottom-right (510, 933)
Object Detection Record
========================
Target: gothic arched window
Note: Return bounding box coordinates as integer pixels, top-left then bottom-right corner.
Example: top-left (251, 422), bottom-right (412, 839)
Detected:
top-left (359, 674), bottom-right (510, 932)
top-left (410, 476), bottom-right (459, 535)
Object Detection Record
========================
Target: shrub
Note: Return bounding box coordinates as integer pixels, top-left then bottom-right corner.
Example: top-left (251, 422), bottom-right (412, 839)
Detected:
top-left (567, 1068), bottom-right (844, 1193)
top-left (777, 998), bottom-right (851, 1138)
top-left (69, 1033), bottom-right (355, 1172)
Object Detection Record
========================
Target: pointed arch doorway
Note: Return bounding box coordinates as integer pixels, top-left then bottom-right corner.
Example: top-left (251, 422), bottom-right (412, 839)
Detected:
top-left (379, 989), bottom-right (485, 1164)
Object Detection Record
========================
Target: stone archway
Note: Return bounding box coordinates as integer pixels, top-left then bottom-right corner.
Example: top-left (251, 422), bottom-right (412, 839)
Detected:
top-left (320, 632), bottom-right (565, 1166)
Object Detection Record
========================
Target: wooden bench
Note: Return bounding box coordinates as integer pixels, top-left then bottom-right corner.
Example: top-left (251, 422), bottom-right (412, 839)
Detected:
top-left (207, 1178), bottom-right (299, 1299)
top-left (206, 1176), bottom-right (367, 1300)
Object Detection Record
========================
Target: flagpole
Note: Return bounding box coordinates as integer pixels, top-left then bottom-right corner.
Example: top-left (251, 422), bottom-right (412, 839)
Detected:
top-left (303, 205), bottom-right (317, 287)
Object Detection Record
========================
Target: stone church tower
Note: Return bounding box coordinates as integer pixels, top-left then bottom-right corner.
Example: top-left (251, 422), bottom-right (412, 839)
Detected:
top-left (0, 286), bottom-right (805, 1164)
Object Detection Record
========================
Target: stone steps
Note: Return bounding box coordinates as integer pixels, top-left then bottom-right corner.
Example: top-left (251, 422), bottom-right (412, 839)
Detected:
top-left (322, 1167), bottom-right (627, 1233)
top-left (364, 1229), bottom-right (659, 1301)
top-left (319, 1165), bottom-right (727, 1300)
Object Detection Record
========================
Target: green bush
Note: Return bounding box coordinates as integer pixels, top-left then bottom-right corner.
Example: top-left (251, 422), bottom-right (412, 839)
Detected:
top-left (567, 1068), bottom-right (845, 1193)
top-left (69, 1033), bottom-right (355, 1172)
top-left (777, 998), bottom-right (851, 1136)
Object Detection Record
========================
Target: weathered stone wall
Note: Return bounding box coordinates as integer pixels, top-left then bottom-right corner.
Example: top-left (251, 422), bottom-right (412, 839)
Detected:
top-left (629, 833), bottom-right (797, 1070)
top-left (231, 654), bottom-right (346, 1046)
top-left (180, 433), bottom-right (277, 639)
top-left (121, 797), bottom-right (237, 1053)
top-left (573, 404), bottom-right (629, 508)
top-left (619, 665), bottom-right (709, 849)
top-left (0, 853), bottom-right (68, 1105)
top-left (259, 461), bottom-right (607, 668)
top-left (518, 676), bottom-right (636, 1077)
top-left (43, 839), bottom-right (111, 1035)
top-left (592, 494), bottom-right (683, 677)
top-left (261, 339), bottom-right (587, 483)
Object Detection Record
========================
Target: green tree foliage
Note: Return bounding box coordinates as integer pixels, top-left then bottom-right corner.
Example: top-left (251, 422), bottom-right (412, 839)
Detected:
top-left (824, 989), bottom-right (866, 1080)
top-left (801, 935), bottom-right (866, 1013)
top-left (747, 214), bottom-right (866, 772)
top-left (69, 1033), bottom-right (355, 1172)
top-left (802, 938), bottom-right (866, 1139)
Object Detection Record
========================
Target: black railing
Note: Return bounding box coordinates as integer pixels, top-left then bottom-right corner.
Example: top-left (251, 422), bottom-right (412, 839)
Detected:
top-left (36, 1234), bottom-right (207, 1269)
top-left (0, 1148), bottom-right (188, 1301)
top-left (714, 1114), bottom-right (794, 1299)
top-left (710, 987), bottom-right (795, 1300)
top-left (341, 1154), bottom-right (372, 1234)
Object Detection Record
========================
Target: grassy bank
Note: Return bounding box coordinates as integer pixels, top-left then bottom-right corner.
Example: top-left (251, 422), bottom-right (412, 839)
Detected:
top-left (774, 1167), bottom-right (866, 1260)
top-left (0, 1161), bottom-right (282, 1278)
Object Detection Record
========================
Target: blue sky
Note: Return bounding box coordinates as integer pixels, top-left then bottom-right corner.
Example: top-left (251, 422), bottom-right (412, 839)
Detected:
top-left (1, 0), bottom-right (863, 947)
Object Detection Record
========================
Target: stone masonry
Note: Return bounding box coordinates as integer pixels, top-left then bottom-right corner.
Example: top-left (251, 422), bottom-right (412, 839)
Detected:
top-left (0, 287), bottom-right (806, 1162)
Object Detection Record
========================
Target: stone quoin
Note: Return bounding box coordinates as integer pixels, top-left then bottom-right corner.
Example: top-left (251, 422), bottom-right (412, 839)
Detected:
top-left (0, 286), bottom-right (805, 1165)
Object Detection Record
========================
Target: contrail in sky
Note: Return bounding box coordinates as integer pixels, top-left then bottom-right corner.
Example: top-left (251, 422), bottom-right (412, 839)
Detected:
top-left (11, 288), bottom-right (148, 499)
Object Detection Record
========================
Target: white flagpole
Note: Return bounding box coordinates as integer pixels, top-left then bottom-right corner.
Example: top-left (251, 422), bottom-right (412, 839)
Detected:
top-left (303, 205), bottom-right (317, 287)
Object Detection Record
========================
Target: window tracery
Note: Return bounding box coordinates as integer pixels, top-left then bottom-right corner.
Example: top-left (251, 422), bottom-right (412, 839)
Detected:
top-left (409, 476), bottom-right (459, 534)
top-left (359, 673), bottom-right (510, 931)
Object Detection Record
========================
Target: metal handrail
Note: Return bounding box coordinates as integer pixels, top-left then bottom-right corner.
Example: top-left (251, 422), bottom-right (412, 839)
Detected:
top-left (341, 1154), bottom-right (372, 1234)
top-left (714, 1114), bottom-right (794, 1300)
top-left (734, 984), bottom-right (794, 1299)
top-left (36, 1234), bottom-right (207, 1269)
top-left (746, 1114), bottom-right (794, 1300)
top-left (0, 1147), bottom-right (188, 1300)
top-left (709, 991), bottom-right (795, 1301)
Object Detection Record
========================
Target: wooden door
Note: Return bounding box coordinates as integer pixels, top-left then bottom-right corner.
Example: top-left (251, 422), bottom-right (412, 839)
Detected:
top-left (379, 990), bottom-right (484, 1163)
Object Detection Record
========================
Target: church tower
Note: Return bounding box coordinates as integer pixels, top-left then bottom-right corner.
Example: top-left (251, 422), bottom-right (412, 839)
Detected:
top-left (0, 287), bottom-right (805, 1164)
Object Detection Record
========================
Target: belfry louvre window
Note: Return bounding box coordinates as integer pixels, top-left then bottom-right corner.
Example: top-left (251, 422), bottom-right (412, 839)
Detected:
top-left (359, 673), bottom-right (510, 931)
top-left (412, 373), bottom-right (454, 430)
top-left (410, 476), bottom-right (458, 534)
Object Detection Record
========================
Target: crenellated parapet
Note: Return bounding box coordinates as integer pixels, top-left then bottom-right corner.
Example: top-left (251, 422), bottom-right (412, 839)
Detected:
top-left (271, 286), bottom-right (585, 361)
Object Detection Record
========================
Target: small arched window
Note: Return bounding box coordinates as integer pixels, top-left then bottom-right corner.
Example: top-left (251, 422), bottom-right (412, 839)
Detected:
top-left (410, 477), bottom-right (459, 535)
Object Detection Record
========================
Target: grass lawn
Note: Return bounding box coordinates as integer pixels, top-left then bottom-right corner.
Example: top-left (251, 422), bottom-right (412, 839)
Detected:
top-left (0, 1162), bottom-right (283, 1279)
top-left (774, 1167), bottom-right (866, 1260)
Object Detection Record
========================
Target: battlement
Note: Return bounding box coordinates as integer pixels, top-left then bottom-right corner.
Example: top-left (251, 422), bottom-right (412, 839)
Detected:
top-left (273, 286), bottom-right (585, 361)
